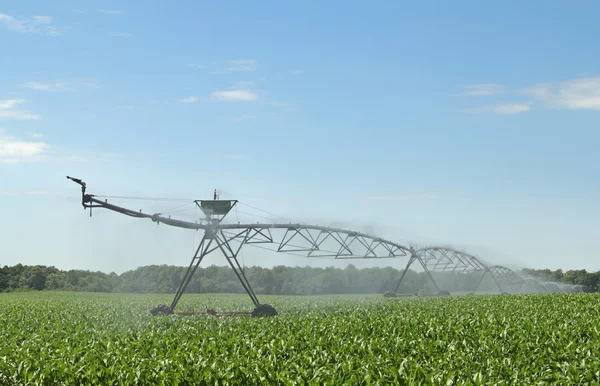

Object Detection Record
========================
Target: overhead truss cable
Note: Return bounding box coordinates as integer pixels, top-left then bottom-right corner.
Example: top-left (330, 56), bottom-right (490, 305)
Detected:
top-left (237, 201), bottom-right (292, 223)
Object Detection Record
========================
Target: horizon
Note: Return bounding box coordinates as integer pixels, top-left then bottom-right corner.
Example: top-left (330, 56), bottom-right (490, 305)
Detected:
top-left (2, 257), bottom-right (591, 281)
top-left (2, 1), bottom-right (599, 274)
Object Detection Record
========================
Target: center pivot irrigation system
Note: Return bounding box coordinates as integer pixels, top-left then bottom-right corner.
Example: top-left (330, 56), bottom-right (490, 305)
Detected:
top-left (67, 177), bottom-right (568, 317)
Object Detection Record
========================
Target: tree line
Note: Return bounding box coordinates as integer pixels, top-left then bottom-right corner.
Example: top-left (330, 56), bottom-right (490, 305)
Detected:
top-left (1, 263), bottom-right (598, 294)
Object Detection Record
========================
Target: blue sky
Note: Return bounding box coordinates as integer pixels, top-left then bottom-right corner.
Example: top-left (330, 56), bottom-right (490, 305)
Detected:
top-left (1, 1), bottom-right (599, 274)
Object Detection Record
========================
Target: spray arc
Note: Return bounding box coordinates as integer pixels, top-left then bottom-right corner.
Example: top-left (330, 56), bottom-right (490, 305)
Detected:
top-left (67, 177), bottom-right (567, 314)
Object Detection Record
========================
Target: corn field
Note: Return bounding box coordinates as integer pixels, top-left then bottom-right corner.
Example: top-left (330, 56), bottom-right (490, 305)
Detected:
top-left (1, 292), bottom-right (599, 385)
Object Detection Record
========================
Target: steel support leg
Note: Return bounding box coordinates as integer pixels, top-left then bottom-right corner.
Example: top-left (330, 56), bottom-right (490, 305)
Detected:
top-left (214, 231), bottom-right (260, 307)
top-left (392, 253), bottom-right (441, 294)
top-left (473, 269), bottom-right (489, 293)
top-left (393, 255), bottom-right (417, 293)
top-left (513, 282), bottom-right (524, 294)
top-left (151, 228), bottom-right (277, 317)
top-left (420, 258), bottom-right (442, 293)
top-left (489, 271), bottom-right (505, 294)
top-left (516, 282), bottom-right (524, 294)
top-left (170, 236), bottom-right (214, 310)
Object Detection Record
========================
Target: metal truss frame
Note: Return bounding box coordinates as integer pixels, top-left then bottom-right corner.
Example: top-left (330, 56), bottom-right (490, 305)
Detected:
top-left (392, 246), bottom-right (489, 293)
top-left (276, 227), bottom-right (410, 258)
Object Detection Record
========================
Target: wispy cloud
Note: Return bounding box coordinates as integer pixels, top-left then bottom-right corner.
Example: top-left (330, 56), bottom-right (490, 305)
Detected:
top-left (32, 16), bottom-right (52, 24)
top-left (234, 81), bottom-right (255, 88)
top-left (463, 103), bottom-right (531, 115)
top-left (189, 59), bottom-right (260, 74)
top-left (0, 132), bottom-right (50, 163)
top-left (289, 69), bottom-right (304, 75)
top-left (459, 83), bottom-right (504, 96)
top-left (21, 78), bottom-right (99, 92)
top-left (0, 13), bottom-right (67, 36)
top-left (227, 59), bottom-right (259, 71)
top-left (521, 76), bottom-right (600, 110)
top-left (98, 9), bottom-right (122, 15)
top-left (180, 96), bottom-right (200, 103)
top-left (0, 99), bottom-right (24, 109)
top-left (0, 99), bottom-right (41, 120)
top-left (188, 64), bottom-right (207, 69)
top-left (211, 90), bottom-right (259, 101)
top-left (110, 32), bottom-right (132, 39)
top-left (0, 110), bottom-right (41, 120)
top-left (460, 75), bottom-right (600, 113)
top-left (21, 81), bottom-right (71, 91)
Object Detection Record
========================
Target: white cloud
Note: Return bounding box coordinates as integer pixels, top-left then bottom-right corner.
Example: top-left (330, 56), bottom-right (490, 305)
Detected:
top-left (98, 9), bottom-right (122, 15)
top-left (32, 16), bottom-right (53, 24)
top-left (489, 104), bottom-right (531, 114)
top-left (21, 78), bottom-right (99, 92)
top-left (228, 59), bottom-right (259, 71)
top-left (0, 110), bottom-right (41, 120)
top-left (27, 132), bottom-right (44, 139)
top-left (180, 96), bottom-right (200, 103)
top-left (0, 99), bottom-right (24, 109)
top-left (211, 90), bottom-right (259, 101)
top-left (191, 59), bottom-right (260, 74)
top-left (289, 69), bottom-right (304, 75)
top-left (21, 81), bottom-right (71, 91)
top-left (234, 81), bottom-right (255, 88)
top-left (521, 83), bottom-right (551, 100)
top-left (522, 76), bottom-right (600, 110)
top-left (110, 32), bottom-right (132, 39)
top-left (460, 84), bottom-right (504, 96)
top-left (0, 13), bottom-right (67, 36)
top-left (45, 26), bottom-right (67, 37)
top-left (0, 99), bottom-right (41, 120)
top-left (463, 103), bottom-right (531, 115)
top-left (0, 134), bottom-right (50, 163)
top-left (0, 13), bottom-right (31, 32)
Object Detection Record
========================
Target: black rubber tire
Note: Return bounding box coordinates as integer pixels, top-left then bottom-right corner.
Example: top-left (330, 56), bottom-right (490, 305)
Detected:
top-left (150, 304), bottom-right (173, 315)
top-left (251, 303), bottom-right (278, 317)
